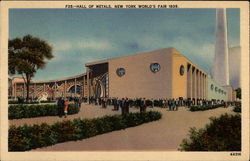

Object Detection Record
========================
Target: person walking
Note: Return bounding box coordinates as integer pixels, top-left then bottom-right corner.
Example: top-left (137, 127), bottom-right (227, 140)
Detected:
top-left (125, 98), bottom-right (129, 114)
top-left (64, 98), bottom-right (69, 118)
top-left (175, 98), bottom-right (179, 111)
top-left (57, 97), bottom-right (64, 117)
top-left (168, 99), bottom-right (171, 111)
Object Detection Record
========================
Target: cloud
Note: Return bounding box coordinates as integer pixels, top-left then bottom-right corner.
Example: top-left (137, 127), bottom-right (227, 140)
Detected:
top-left (53, 39), bottom-right (113, 52)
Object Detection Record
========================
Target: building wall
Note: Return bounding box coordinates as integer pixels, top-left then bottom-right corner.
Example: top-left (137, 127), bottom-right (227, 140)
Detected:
top-left (108, 49), bottom-right (173, 99)
top-left (207, 77), bottom-right (228, 101)
top-left (229, 46), bottom-right (241, 89)
top-left (171, 53), bottom-right (188, 98)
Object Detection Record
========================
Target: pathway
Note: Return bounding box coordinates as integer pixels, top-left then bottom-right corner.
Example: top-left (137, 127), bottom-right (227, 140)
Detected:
top-left (26, 105), bottom-right (235, 151)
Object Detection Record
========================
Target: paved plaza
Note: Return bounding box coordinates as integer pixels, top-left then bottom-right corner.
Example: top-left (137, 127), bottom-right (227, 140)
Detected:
top-left (9, 103), bottom-right (236, 151)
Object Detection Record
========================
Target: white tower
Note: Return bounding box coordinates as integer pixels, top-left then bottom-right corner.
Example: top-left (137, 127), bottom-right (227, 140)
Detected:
top-left (211, 8), bottom-right (230, 86)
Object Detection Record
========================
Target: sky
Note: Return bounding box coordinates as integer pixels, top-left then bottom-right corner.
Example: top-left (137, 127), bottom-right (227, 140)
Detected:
top-left (9, 8), bottom-right (240, 81)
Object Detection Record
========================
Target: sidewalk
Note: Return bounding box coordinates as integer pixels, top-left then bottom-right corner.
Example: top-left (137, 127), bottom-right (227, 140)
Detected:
top-left (28, 105), bottom-right (235, 151)
top-left (9, 103), bottom-right (138, 126)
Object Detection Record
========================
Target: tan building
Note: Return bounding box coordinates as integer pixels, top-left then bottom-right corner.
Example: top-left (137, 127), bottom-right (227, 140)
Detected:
top-left (86, 48), bottom-right (208, 100)
top-left (11, 47), bottom-right (235, 102)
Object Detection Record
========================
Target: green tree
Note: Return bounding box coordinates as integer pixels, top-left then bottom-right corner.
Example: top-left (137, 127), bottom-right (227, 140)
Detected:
top-left (235, 88), bottom-right (241, 99)
top-left (8, 35), bottom-right (53, 101)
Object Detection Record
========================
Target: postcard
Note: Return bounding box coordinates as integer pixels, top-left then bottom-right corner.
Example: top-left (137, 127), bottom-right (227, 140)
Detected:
top-left (0, 1), bottom-right (249, 161)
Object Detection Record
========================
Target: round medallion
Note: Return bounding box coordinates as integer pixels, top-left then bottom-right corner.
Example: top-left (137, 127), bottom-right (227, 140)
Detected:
top-left (150, 63), bottom-right (161, 73)
top-left (179, 65), bottom-right (184, 76)
top-left (116, 68), bottom-right (125, 77)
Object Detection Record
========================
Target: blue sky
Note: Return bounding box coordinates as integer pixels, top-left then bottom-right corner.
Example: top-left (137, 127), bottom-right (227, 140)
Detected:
top-left (9, 8), bottom-right (240, 81)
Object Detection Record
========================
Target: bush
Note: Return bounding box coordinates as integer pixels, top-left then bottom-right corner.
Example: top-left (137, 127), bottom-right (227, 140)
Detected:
top-left (9, 111), bottom-right (162, 151)
top-left (189, 104), bottom-right (224, 111)
top-left (179, 114), bottom-right (241, 151)
top-left (8, 104), bottom-right (80, 120)
top-left (233, 105), bottom-right (241, 113)
top-left (8, 100), bottom-right (56, 104)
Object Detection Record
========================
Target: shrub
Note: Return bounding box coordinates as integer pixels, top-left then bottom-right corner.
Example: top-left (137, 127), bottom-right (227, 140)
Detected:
top-left (8, 104), bottom-right (80, 120)
top-left (189, 104), bottom-right (224, 112)
top-left (233, 105), bottom-right (241, 113)
top-left (8, 100), bottom-right (56, 104)
top-left (9, 111), bottom-right (162, 151)
top-left (179, 114), bottom-right (241, 151)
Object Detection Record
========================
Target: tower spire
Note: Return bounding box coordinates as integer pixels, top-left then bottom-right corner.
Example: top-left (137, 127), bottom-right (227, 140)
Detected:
top-left (211, 8), bottom-right (230, 86)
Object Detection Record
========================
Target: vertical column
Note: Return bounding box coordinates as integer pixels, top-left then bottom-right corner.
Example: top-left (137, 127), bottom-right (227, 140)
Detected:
top-left (34, 83), bottom-right (36, 98)
top-left (192, 67), bottom-right (196, 104)
top-left (201, 73), bottom-right (203, 98)
top-left (82, 77), bottom-right (84, 97)
top-left (203, 74), bottom-right (205, 99)
top-left (74, 78), bottom-right (77, 97)
top-left (23, 83), bottom-right (26, 97)
top-left (54, 81), bottom-right (57, 99)
top-left (14, 83), bottom-right (17, 98)
top-left (43, 83), bottom-right (45, 92)
top-left (200, 72), bottom-right (203, 98)
top-left (187, 64), bottom-right (193, 99)
top-left (64, 80), bottom-right (66, 98)
top-left (205, 75), bottom-right (207, 99)
top-left (196, 70), bottom-right (199, 99)
top-left (87, 67), bottom-right (90, 102)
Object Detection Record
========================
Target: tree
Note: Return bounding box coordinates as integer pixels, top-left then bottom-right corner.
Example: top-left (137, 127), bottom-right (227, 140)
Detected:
top-left (8, 35), bottom-right (53, 101)
top-left (179, 114), bottom-right (241, 151)
top-left (235, 88), bottom-right (241, 100)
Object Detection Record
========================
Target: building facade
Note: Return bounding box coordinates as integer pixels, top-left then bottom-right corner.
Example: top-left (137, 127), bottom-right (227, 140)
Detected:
top-left (10, 48), bottom-right (235, 102)
top-left (10, 74), bottom-right (87, 99)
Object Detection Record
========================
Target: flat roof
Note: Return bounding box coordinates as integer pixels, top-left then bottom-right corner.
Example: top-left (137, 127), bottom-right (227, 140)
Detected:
top-left (85, 48), bottom-right (177, 67)
top-left (85, 47), bottom-right (207, 74)
top-left (15, 73), bottom-right (86, 84)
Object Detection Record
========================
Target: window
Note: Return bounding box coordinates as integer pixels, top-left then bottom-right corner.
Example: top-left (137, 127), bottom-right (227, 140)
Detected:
top-left (179, 65), bottom-right (185, 76)
top-left (116, 68), bottom-right (125, 77)
top-left (150, 63), bottom-right (161, 73)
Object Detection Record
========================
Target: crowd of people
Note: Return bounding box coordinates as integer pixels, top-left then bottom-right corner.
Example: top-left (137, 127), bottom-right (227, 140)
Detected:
top-left (84, 96), bottom-right (241, 114)
top-left (13, 95), bottom-right (241, 117)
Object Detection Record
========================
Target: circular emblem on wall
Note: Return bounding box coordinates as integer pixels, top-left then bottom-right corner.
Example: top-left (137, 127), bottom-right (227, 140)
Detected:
top-left (116, 68), bottom-right (125, 77)
top-left (179, 65), bottom-right (185, 76)
top-left (150, 63), bottom-right (161, 73)
top-left (211, 84), bottom-right (214, 90)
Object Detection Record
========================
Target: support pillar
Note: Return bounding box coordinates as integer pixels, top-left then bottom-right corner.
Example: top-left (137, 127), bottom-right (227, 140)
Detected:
top-left (192, 67), bottom-right (196, 104)
top-left (203, 74), bottom-right (205, 99)
top-left (205, 75), bottom-right (207, 99)
top-left (200, 73), bottom-right (202, 99)
top-left (14, 83), bottom-right (17, 99)
top-left (34, 83), bottom-right (36, 99)
top-left (87, 67), bottom-right (90, 102)
top-left (23, 83), bottom-right (25, 97)
top-left (187, 64), bottom-right (192, 99)
top-left (196, 70), bottom-right (199, 99)
top-left (74, 78), bottom-right (77, 97)
top-left (64, 80), bottom-right (66, 98)
top-left (54, 81), bottom-right (57, 99)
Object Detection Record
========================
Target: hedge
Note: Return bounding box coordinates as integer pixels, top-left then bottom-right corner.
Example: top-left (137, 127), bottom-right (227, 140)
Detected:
top-left (9, 110), bottom-right (162, 151)
top-left (8, 100), bottom-right (56, 104)
top-left (9, 104), bottom-right (80, 120)
top-left (233, 105), bottom-right (241, 113)
top-left (189, 104), bottom-right (224, 111)
top-left (179, 113), bottom-right (241, 151)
